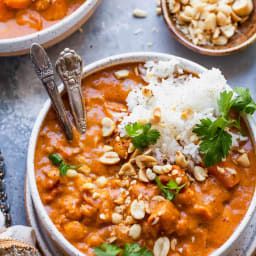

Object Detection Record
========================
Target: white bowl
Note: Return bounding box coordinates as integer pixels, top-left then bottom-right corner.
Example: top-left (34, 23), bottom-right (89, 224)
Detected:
top-left (27, 52), bottom-right (256, 256)
top-left (0, 0), bottom-right (101, 56)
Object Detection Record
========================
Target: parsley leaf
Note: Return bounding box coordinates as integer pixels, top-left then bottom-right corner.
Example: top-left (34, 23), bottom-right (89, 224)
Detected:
top-left (146, 129), bottom-right (161, 145)
top-left (155, 176), bottom-right (185, 201)
top-left (193, 117), bottom-right (233, 167)
top-left (49, 153), bottom-right (81, 176)
top-left (123, 243), bottom-right (153, 256)
top-left (199, 129), bottom-right (232, 167)
top-left (232, 88), bottom-right (256, 115)
top-left (125, 123), bottom-right (145, 137)
top-left (193, 88), bottom-right (256, 167)
top-left (49, 153), bottom-right (62, 166)
top-left (59, 161), bottom-right (68, 176)
top-left (167, 180), bottom-right (186, 194)
top-left (218, 90), bottom-right (234, 118)
top-left (125, 122), bottom-right (160, 152)
top-left (94, 243), bottom-right (153, 256)
top-left (94, 243), bottom-right (122, 256)
top-left (192, 118), bottom-right (213, 139)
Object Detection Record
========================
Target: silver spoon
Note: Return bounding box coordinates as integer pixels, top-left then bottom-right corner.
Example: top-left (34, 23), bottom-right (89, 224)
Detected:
top-left (56, 48), bottom-right (86, 134)
top-left (30, 43), bottom-right (73, 141)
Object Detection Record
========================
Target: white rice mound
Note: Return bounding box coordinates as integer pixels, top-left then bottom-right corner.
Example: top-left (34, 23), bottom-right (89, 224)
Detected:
top-left (118, 59), bottom-right (246, 166)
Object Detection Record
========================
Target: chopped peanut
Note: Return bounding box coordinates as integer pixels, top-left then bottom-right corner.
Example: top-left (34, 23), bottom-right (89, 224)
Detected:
top-left (150, 107), bottom-right (162, 124)
top-left (175, 151), bottom-right (188, 168)
top-left (133, 8), bottom-right (148, 18)
top-left (237, 153), bottom-right (250, 167)
top-left (193, 166), bottom-right (208, 182)
top-left (181, 109), bottom-right (193, 120)
top-left (131, 200), bottom-right (145, 220)
top-left (114, 70), bottom-right (130, 79)
top-left (135, 155), bottom-right (158, 169)
top-left (153, 237), bottom-right (170, 256)
top-left (129, 224), bottom-right (142, 240)
top-left (99, 152), bottom-right (120, 165)
top-left (112, 213), bottom-right (123, 224)
top-left (153, 164), bottom-right (172, 174)
top-left (66, 169), bottom-right (78, 178)
top-left (101, 117), bottom-right (115, 137)
top-left (142, 87), bottom-right (153, 98)
top-left (232, 0), bottom-right (253, 16)
top-left (119, 162), bottom-right (136, 176)
top-left (138, 169), bottom-right (149, 182)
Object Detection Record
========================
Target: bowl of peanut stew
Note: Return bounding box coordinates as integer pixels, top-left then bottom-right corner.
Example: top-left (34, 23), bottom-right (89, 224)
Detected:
top-left (27, 52), bottom-right (256, 256)
top-left (0, 0), bottom-right (101, 56)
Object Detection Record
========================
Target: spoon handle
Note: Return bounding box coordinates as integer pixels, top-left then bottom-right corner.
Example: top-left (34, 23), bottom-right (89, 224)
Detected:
top-left (56, 48), bottom-right (86, 134)
top-left (30, 43), bottom-right (73, 141)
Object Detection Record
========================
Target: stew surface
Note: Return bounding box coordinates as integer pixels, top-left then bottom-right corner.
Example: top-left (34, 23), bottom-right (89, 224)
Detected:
top-left (0, 0), bottom-right (84, 39)
top-left (35, 63), bottom-right (256, 256)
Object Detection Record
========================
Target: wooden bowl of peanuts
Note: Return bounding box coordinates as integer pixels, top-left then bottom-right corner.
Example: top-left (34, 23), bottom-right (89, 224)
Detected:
top-left (161, 0), bottom-right (256, 56)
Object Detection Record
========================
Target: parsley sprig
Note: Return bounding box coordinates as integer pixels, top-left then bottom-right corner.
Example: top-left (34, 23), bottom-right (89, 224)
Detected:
top-left (232, 88), bottom-right (256, 114)
top-left (94, 243), bottom-right (153, 256)
top-left (124, 122), bottom-right (160, 151)
top-left (49, 153), bottom-right (81, 176)
top-left (122, 243), bottom-right (153, 256)
top-left (193, 88), bottom-right (256, 167)
top-left (155, 176), bottom-right (186, 201)
top-left (94, 243), bottom-right (122, 256)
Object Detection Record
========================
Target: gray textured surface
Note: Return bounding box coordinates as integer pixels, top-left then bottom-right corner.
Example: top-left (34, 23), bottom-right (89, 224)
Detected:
top-left (0, 0), bottom-right (256, 230)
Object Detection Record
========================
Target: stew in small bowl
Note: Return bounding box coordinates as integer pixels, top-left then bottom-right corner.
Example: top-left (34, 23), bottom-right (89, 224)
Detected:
top-left (0, 0), bottom-right (100, 56)
top-left (0, 0), bottom-right (84, 39)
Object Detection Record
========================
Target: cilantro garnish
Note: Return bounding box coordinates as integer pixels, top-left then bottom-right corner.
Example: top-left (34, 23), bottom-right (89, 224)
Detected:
top-left (94, 243), bottom-right (153, 256)
top-left (193, 88), bottom-right (256, 167)
top-left (124, 122), bottom-right (160, 152)
top-left (49, 153), bottom-right (80, 176)
top-left (217, 90), bottom-right (234, 118)
top-left (94, 243), bottom-right (122, 256)
top-left (122, 243), bottom-right (153, 256)
top-left (232, 88), bottom-right (256, 114)
top-left (155, 176), bottom-right (186, 201)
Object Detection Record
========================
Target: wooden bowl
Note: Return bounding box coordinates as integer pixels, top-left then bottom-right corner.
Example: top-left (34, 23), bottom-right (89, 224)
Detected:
top-left (0, 0), bottom-right (101, 57)
top-left (27, 52), bottom-right (256, 256)
top-left (161, 0), bottom-right (256, 56)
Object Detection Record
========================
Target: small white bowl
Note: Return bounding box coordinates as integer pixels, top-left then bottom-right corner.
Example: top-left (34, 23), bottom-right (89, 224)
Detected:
top-left (27, 52), bottom-right (256, 256)
top-left (0, 0), bottom-right (101, 56)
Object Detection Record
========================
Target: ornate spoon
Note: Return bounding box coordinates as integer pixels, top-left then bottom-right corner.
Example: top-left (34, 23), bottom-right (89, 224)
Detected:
top-left (30, 44), bottom-right (73, 141)
top-left (56, 48), bottom-right (86, 134)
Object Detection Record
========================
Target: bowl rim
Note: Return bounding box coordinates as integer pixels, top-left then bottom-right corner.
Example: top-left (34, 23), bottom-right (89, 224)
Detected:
top-left (0, 0), bottom-right (101, 56)
top-left (27, 52), bottom-right (256, 256)
top-left (161, 0), bottom-right (256, 56)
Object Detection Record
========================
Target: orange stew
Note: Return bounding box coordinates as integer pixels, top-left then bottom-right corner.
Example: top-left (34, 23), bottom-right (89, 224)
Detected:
top-left (0, 0), bottom-right (85, 39)
top-left (35, 64), bottom-right (256, 256)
